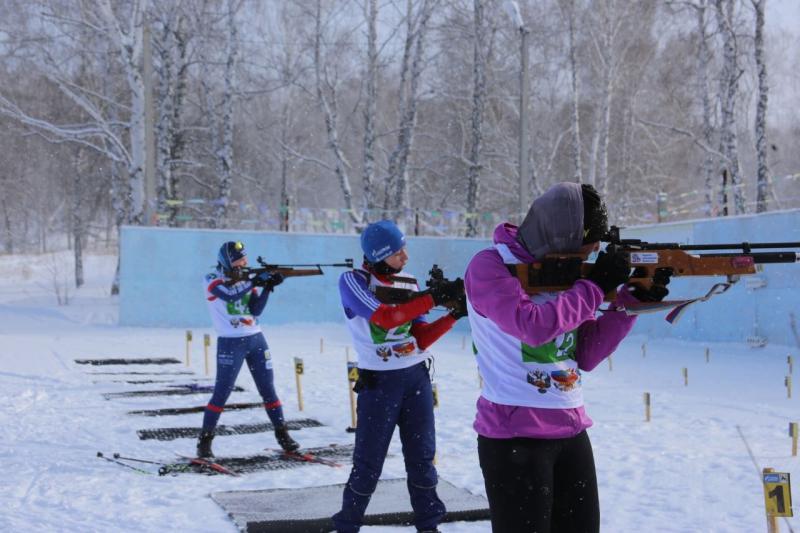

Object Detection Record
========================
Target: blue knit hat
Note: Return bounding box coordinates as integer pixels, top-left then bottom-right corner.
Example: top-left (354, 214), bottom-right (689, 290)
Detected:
top-left (361, 220), bottom-right (406, 263)
top-left (218, 241), bottom-right (246, 271)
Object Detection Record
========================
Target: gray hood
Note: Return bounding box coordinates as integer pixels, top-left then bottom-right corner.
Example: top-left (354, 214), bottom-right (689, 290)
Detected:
top-left (516, 182), bottom-right (584, 259)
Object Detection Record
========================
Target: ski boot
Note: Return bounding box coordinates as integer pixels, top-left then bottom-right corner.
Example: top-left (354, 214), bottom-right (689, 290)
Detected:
top-left (274, 426), bottom-right (300, 452)
top-left (196, 431), bottom-right (215, 458)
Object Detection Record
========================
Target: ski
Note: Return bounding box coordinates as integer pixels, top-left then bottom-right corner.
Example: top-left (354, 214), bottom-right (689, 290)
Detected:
top-left (175, 453), bottom-right (240, 476)
top-left (267, 448), bottom-right (343, 468)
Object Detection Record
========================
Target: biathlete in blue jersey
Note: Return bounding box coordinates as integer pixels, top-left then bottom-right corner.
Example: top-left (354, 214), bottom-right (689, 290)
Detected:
top-left (196, 240), bottom-right (299, 458)
top-left (331, 220), bottom-right (468, 533)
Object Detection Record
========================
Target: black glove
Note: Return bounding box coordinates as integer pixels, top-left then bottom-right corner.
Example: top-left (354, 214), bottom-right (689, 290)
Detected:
top-left (428, 278), bottom-right (465, 306)
top-left (630, 268), bottom-right (673, 302)
top-left (257, 271), bottom-right (284, 291)
top-left (449, 294), bottom-right (468, 320)
top-left (586, 250), bottom-right (630, 294)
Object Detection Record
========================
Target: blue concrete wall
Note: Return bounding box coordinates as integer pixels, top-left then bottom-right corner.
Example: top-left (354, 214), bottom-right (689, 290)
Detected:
top-left (120, 210), bottom-right (800, 346)
top-left (621, 209), bottom-right (800, 346)
top-left (118, 226), bottom-right (489, 330)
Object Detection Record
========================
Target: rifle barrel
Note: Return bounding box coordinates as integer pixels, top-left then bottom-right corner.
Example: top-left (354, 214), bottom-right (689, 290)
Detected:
top-left (622, 241), bottom-right (800, 251)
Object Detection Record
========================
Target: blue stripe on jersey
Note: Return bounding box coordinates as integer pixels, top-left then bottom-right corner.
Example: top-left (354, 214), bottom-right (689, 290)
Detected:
top-left (339, 271), bottom-right (379, 319)
top-left (209, 279), bottom-right (254, 302)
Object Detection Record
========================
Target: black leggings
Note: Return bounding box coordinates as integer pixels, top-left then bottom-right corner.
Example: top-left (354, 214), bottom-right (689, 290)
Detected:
top-left (478, 431), bottom-right (600, 533)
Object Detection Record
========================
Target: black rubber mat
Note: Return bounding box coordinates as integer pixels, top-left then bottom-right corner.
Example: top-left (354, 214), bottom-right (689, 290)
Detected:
top-left (129, 402), bottom-right (264, 417)
top-left (75, 358), bottom-right (181, 366)
top-left (137, 418), bottom-right (325, 441)
top-left (163, 445), bottom-right (354, 476)
top-left (211, 477), bottom-right (490, 532)
top-left (103, 385), bottom-right (243, 399)
top-left (93, 379), bottom-right (213, 385)
top-left (87, 371), bottom-right (195, 376)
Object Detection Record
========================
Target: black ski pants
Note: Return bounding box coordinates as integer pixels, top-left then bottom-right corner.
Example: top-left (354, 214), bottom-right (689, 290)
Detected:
top-left (477, 430), bottom-right (600, 533)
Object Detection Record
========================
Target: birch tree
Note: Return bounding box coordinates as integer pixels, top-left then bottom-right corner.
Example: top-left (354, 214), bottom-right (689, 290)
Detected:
top-left (386, 0), bottom-right (435, 217)
top-left (465, 0), bottom-right (487, 237)
top-left (751, 0), bottom-right (770, 213)
top-left (715, 0), bottom-right (745, 215)
top-left (311, 0), bottom-right (361, 224)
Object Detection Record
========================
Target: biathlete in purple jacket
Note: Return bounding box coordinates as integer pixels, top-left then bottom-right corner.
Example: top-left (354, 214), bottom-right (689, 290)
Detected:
top-left (196, 240), bottom-right (300, 459)
top-left (331, 220), bottom-right (467, 533)
top-left (465, 183), bottom-right (671, 533)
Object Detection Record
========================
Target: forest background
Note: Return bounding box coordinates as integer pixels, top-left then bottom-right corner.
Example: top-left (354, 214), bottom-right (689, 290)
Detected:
top-left (0, 0), bottom-right (798, 293)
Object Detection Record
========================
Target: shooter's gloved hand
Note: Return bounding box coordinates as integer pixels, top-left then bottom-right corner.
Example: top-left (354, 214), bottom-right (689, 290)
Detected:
top-left (630, 268), bottom-right (673, 302)
top-left (448, 294), bottom-right (468, 320)
top-left (428, 278), bottom-right (465, 306)
top-left (258, 272), bottom-right (284, 291)
top-left (586, 250), bottom-right (630, 295)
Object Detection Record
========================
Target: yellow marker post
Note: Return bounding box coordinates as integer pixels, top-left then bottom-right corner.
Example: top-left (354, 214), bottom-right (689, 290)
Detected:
top-left (786, 376), bottom-right (792, 399)
top-left (185, 330), bottom-right (192, 366)
top-left (705, 347), bottom-right (710, 363)
top-left (641, 343), bottom-right (646, 358)
top-left (762, 468), bottom-right (793, 531)
top-left (789, 355), bottom-right (794, 375)
top-left (432, 382), bottom-right (439, 409)
top-left (346, 360), bottom-right (359, 432)
top-left (790, 422), bottom-right (798, 457)
top-left (683, 367), bottom-right (688, 387)
top-left (294, 357), bottom-right (304, 411)
top-left (203, 334), bottom-right (211, 375)
top-left (644, 392), bottom-right (651, 422)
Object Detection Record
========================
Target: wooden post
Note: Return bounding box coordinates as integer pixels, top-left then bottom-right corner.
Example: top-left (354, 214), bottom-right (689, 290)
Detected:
top-left (790, 422), bottom-right (798, 457)
top-left (185, 330), bottom-right (192, 366)
top-left (786, 376), bottom-right (792, 399)
top-left (294, 357), bottom-right (304, 411)
top-left (683, 367), bottom-right (688, 386)
top-left (432, 382), bottom-right (439, 408)
top-left (788, 355), bottom-right (793, 375)
top-left (203, 334), bottom-right (210, 376)
top-left (705, 347), bottom-right (710, 363)
top-left (763, 468), bottom-right (781, 533)
top-left (346, 360), bottom-right (358, 432)
top-left (644, 392), bottom-right (651, 422)
top-left (641, 343), bottom-right (646, 358)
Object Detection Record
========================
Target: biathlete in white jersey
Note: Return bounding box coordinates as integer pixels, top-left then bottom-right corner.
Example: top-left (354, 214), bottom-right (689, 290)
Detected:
top-left (196, 240), bottom-right (299, 458)
top-left (331, 220), bottom-right (468, 533)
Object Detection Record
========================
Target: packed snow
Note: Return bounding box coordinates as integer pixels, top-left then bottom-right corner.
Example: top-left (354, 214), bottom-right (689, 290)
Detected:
top-left (1, 251), bottom-right (798, 532)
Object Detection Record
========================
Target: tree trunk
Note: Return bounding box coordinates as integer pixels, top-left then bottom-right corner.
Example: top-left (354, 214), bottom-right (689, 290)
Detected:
top-left (752, 0), bottom-right (770, 213)
top-left (466, 0), bottom-right (487, 238)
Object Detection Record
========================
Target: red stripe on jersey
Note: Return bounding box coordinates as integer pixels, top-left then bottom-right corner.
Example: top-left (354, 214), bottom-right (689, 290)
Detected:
top-left (207, 279), bottom-right (225, 292)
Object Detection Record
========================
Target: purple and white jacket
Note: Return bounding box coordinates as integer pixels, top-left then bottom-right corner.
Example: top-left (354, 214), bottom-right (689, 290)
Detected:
top-left (465, 185), bottom-right (637, 439)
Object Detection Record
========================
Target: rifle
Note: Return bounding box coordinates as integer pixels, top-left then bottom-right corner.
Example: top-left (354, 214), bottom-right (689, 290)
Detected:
top-left (373, 264), bottom-right (463, 309)
top-left (512, 225), bottom-right (800, 321)
top-left (226, 257), bottom-right (353, 287)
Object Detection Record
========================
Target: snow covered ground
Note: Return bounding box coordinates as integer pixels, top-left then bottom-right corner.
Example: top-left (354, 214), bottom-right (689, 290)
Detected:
top-left (1, 251), bottom-right (799, 532)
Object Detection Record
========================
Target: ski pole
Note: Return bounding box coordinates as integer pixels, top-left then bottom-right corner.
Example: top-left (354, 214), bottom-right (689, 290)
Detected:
top-left (96, 452), bottom-right (151, 475)
top-left (111, 452), bottom-right (168, 466)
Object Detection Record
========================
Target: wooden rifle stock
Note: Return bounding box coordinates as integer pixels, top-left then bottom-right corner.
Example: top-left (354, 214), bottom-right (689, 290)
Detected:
top-left (513, 227), bottom-right (800, 301)
top-left (226, 257), bottom-right (353, 285)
